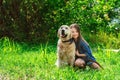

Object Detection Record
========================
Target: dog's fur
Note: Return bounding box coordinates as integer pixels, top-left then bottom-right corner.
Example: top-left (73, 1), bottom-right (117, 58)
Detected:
top-left (56, 25), bottom-right (75, 68)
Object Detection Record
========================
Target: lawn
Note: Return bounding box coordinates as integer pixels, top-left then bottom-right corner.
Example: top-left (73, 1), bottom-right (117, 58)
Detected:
top-left (0, 38), bottom-right (120, 80)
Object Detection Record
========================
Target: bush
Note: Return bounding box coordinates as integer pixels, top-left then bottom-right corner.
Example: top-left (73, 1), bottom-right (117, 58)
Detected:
top-left (0, 0), bottom-right (119, 48)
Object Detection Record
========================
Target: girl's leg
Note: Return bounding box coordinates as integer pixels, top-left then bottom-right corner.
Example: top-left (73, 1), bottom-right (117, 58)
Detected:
top-left (74, 58), bottom-right (86, 68)
top-left (89, 62), bottom-right (101, 70)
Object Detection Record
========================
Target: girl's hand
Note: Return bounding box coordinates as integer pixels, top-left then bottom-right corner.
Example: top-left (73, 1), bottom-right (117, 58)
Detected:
top-left (75, 50), bottom-right (78, 55)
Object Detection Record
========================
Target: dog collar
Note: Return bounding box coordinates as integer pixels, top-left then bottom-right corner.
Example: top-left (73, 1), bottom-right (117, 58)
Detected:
top-left (62, 38), bottom-right (74, 44)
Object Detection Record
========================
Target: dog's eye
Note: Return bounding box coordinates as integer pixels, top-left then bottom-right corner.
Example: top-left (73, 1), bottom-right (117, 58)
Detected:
top-left (61, 27), bottom-right (63, 29)
top-left (65, 27), bottom-right (68, 29)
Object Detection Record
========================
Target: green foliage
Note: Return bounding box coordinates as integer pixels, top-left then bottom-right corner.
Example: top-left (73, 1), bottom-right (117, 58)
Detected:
top-left (82, 31), bottom-right (120, 49)
top-left (0, 0), bottom-right (119, 47)
top-left (0, 37), bottom-right (22, 54)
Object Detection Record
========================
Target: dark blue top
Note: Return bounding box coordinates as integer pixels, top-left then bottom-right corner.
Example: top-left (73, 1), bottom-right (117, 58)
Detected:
top-left (75, 39), bottom-right (96, 62)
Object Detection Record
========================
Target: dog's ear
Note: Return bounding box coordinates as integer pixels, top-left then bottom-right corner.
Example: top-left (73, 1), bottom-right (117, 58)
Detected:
top-left (57, 29), bottom-right (60, 37)
top-left (69, 28), bottom-right (72, 38)
top-left (70, 32), bottom-right (72, 38)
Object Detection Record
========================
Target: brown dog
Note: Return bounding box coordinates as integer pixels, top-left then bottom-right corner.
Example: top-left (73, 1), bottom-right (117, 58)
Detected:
top-left (55, 25), bottom-right (75, 68)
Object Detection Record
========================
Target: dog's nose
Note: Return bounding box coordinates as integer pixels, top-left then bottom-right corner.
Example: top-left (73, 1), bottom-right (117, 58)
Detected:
top-left (61, 30), bottom-right (65, 35)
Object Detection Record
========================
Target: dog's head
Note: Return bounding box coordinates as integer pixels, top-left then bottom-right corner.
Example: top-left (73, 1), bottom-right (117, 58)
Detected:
top-left (58, 25), bottom-right (72, 41)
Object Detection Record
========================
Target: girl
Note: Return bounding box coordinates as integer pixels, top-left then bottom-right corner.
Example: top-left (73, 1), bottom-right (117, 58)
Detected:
top-left (70, 23), bottom-right (101, 70)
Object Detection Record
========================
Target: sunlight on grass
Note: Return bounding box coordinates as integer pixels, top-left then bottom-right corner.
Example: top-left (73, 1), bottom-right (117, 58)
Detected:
top-left (0, 38), bottom-right (120, 80)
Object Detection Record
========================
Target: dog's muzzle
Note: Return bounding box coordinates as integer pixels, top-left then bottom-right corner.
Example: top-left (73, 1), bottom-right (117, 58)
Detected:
top-left (61, 30), bottom-right (67, 38)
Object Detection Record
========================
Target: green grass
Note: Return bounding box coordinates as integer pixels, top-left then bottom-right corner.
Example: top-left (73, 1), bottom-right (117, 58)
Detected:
top-left (0, 38), bottom-right (120, 80)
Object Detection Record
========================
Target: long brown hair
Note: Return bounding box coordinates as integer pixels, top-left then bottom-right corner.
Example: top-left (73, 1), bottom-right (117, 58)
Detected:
top-left (70, 23), bottom-right (89, 50)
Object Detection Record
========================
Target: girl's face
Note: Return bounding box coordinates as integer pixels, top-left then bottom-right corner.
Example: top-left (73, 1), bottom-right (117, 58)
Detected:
top-left (71, 27), bottom-right (79, 40)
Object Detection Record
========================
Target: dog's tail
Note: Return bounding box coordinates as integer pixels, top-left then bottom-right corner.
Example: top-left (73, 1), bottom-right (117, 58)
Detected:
top-left (89, 60), bottom-right (104, 69)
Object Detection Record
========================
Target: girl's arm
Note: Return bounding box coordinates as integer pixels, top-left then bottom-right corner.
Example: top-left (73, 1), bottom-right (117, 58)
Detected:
top-left (75, 50), bottom-right (86, 57)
